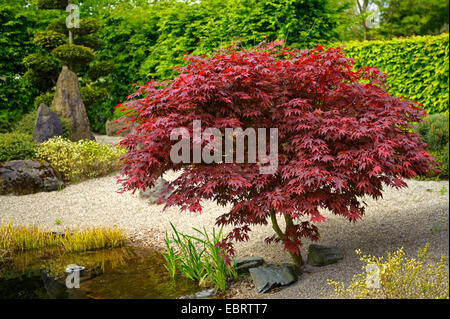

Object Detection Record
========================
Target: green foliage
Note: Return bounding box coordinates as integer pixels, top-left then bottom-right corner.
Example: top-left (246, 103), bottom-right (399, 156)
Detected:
top-left (163, 223), bottom-right (238, 292)
top-left (88, 60), bottom-right (114, 81)
top-left (341, 34), bottom-right (449, 114)
top-left (80, 86), bottom-right (108, 107)
top-left (76, 34), bottom-right (103, 51)
top-left (36, 136), bottom-right (127, 182)
top-left (71, 17), bottom-right (101, 36)
top-left (34, 91), bottom-right (54, 109)
top-left (414, 113), bottom-right (449, 178)
top-left (45, 18), bottom-right (67, 34)
top-left (37, 0), bottom-right (68, 10)
top-left (12, 108), bottom-right (70, 139)
top-left (51, 44), bottom-right (95, 72)
top-left (328, 244), bottom-right (449, 299)
top-left (22, 52), bottom-right (58, 74)
top-left (33, 30), bottom-right (66, 51)
top-left (0, 132), bottom-right (37, 162)
top-left (376, 0), bottom-right (449, 38)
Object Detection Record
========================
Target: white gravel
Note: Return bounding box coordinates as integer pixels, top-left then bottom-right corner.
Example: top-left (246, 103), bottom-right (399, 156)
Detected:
top-left (0, 134), bottom-right (448, 298)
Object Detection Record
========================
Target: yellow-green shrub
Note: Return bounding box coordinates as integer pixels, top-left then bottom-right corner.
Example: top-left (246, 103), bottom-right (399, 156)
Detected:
top-left (36, 136), bottom-right (127, 182)
top-left (327, 244), bottom-right (449, 299)
top-left (340, 34), bottom-right (449, 114)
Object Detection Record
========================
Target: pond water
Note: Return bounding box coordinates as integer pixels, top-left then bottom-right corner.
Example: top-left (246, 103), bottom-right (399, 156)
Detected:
top-left (0, 246), bottom-right (201, 299)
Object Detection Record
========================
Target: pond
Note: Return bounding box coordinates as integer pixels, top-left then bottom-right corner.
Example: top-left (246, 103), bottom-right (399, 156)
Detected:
top-left (0, 246), bottom-right (201, 299)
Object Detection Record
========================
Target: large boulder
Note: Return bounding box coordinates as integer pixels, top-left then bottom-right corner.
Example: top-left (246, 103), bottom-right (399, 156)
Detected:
top-left (307, 244), bottom-right (344, 267)
top-left (51, 66), bottom-right (95, 141)
top-left (0, 160), bottom-right (64, 195)
top-left (105, 118), bottom-right (134, 137)
top-left (249, 263), bottom-right (301, 293)
top-left (33, 103), bottom-right (63, 143)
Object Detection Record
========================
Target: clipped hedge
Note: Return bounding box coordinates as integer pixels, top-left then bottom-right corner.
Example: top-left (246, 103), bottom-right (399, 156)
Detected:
top-left (341, 33), bottom-right (449, 114)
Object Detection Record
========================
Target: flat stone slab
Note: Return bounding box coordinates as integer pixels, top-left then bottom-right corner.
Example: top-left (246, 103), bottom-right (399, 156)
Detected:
top-left (249, 263), bottom-right (301, 293)
top-left (178, 288), bottom-right (216, 299)
top-left (307, 244), bottom-right (344, 267)
top-left (233, 256), bottom-right (265, 275)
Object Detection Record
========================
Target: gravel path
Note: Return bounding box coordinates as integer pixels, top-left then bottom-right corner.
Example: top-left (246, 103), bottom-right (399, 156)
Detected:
top-left (0, 135), bottom-right (448, 298)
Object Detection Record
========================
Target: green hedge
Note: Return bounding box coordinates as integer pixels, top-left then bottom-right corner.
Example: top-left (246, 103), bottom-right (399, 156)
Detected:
top-left (341, 33), bottom-right (449, 114)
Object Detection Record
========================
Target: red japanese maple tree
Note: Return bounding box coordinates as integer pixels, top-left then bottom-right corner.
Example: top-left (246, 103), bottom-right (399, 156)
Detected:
top-left (117, 42), bottom-right (435, 266)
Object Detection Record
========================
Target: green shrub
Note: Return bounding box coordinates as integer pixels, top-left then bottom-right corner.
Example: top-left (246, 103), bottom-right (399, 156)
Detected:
top-left (70, 18), bottom-right (101, 36)
top-left (76, 34), bottom-right (104, 51)
top-left (51, 44), bottom-right (95, 72)
top-left (22, 53), bottom-right (58, 75)
top-left (13, 109), bottom-right (70, 140)
top-left (414, 113), bottom-right (449, 178)
top-left (341, 34), bottom-right (449, 114)
top-left (33, 30), bottom-right (66, 51)
top-left (80, 86), bottom-right (108, 107)
top-left (328, 244), bottom-right (449, 299)
top-left (88, 60), bottom-right (114, 81)
top-left (34, 92), bottom-right (54, 109)
top-left (37, 0), bottom-right (67, 10)
top-left (36, 136), bottom-right (127, 182)
top-left (0, 132), bottom-right (37, 162)
top-left (45, 18), bottom-right (67, 34)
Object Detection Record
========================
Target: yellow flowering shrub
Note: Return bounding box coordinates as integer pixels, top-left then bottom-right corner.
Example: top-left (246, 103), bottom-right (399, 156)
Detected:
top-left (327, 244), bottom-right (449, 299)
top-left (36, 136), bottom-right (127, 182)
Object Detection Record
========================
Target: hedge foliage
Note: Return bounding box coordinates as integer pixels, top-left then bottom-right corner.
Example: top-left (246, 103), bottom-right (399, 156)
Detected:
top-left (341, 33), bottom-right (449, 114)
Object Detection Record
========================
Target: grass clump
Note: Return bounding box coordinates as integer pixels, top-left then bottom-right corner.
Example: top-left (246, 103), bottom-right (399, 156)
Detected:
top-left (163, 223), bottom-right (238, 292)
top-left (36, 136), bottom-right (126, 182)
top-left (327, 244), bottom-right (449, 299)
top-left (0, 221), bottom-right (126, 256)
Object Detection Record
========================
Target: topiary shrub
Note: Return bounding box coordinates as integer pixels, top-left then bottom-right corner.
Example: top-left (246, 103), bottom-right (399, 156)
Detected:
top-left (117, 42), bottom-right (435, 267)
top-left (80, 86), bottom-right (108, 107)
top-left (51, 44), bottom-right (95, 72)
top-left (33, 30), bottom-right (67, 51)
top-left (36, 136), bottom-right (127, 182)
top-left (76, 34), bottom-right (104, 51)
top-left (22, 53), bottom-right (58, 75)
top-left (37, 0), bottom-right (67, 10)
top-left (69, 18), bottom-right (101, 36)
top-left (0, 132), bottom-right (37, 162)
top-left (88, 60), bottom-right (114, 81)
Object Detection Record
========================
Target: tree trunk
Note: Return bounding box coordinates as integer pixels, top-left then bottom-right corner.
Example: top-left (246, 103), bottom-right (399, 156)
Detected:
top-left (269, 210), bottom-right (304, 267)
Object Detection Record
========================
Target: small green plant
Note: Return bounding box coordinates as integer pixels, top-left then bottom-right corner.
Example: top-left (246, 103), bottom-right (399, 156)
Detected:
top-left (439, 185), bottom-right (447, 195)
top-left (430, 221), bottom-right (447, 234)
top-left (0, 132), bottom-right (37, 162)
top-left (163, 223), bottom-right (237, 292)
top-left (327, 244), bottom-right (449, 299)
top-left (54, 219), bottom-right (61, 225)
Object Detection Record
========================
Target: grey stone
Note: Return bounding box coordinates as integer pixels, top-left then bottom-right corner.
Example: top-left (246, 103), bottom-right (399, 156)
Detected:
top-left (33, 103), bottom-right (63, 143)
top-left (178, 288), bottom-right (216, 299)
top-left (0, 160), bottom-right (64, 195)
top-left (249, 263), bottom-right (301, 293)
top-left (233, 256), bottom-right (265, 275)
top-left (307, 244), bottom-right (344, 267)
top-left (51, 66), bottom-right (95, 141)
top-left (105, 118), bottom-right (134, 137)
top-left (139, 178), bottom-right (173, 204)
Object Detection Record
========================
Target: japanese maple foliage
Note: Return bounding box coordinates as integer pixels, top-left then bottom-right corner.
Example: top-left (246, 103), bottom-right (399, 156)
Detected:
top-left (117, 42), bottom-right (435, 266)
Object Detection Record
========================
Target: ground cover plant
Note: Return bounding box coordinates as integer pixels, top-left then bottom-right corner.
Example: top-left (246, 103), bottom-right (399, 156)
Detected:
top-left (117, 42), bottom-right (435, 267)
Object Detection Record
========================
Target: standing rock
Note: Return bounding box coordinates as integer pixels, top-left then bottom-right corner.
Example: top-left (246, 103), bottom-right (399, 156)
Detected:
top-left (51, 66), bottom-right (95, 141)
top-left (249, 263), bottom-right (301, 293)
top-left (0, 160), bottom-right (64, 195)
top-left (307, 244), bottom-right (344, 267)
top-left (33, 103), bottom-right (63, 143)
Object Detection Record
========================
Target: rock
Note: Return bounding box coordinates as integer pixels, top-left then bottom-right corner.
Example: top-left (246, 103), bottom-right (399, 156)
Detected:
top-left (178, 288), bottom-right (216, 299)
top-left (307, 244), bottom-right (344, 267)
top-left (105, 118), bottom-right (134, 137)
top-left (139, 178), bottom-right (173, 204)
top-left (249, 263), bottom-right (301, 293)
top-left (233, 257), bottom-right (265, 275)
top-left (33, 103), bottom-right (63, 143)
top-left (0, 160), bottom-right (64, 195)
top-left (51, 66), bottom-right (95, 141)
